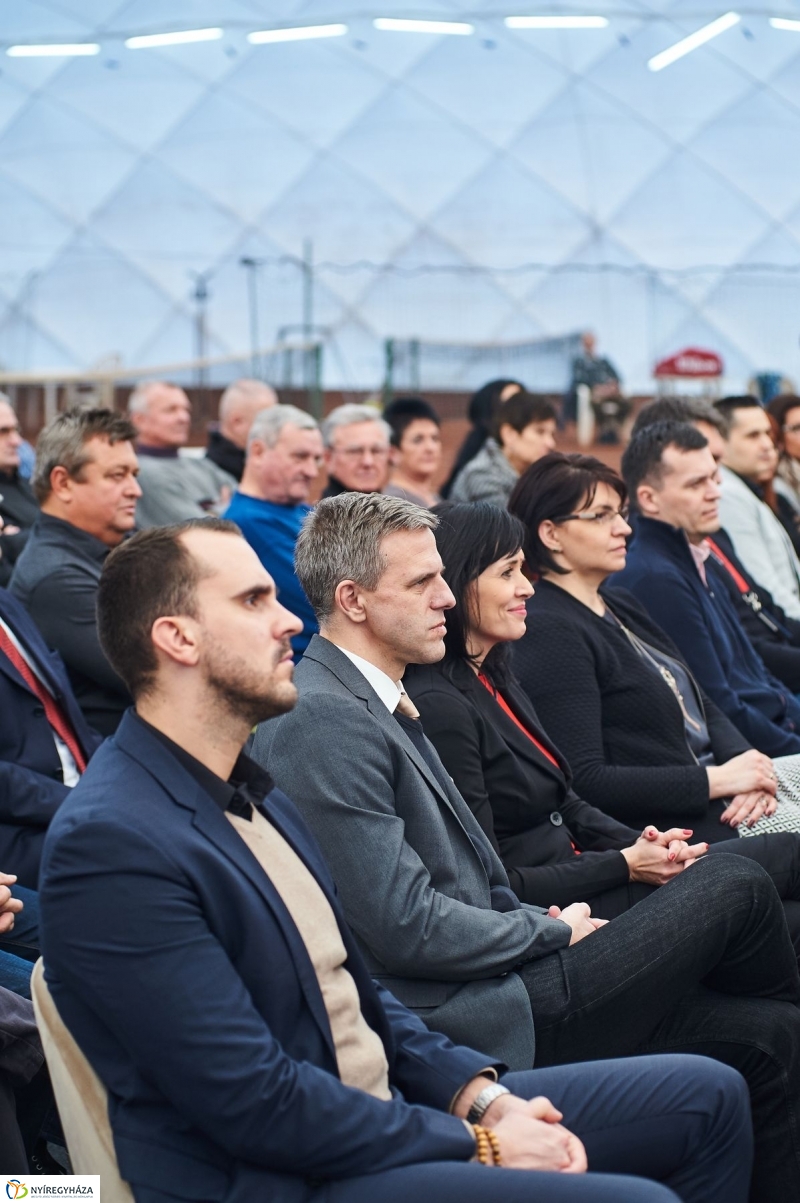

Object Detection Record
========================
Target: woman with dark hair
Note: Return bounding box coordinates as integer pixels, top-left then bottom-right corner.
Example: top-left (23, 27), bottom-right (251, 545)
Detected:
top-left (767, 394), bottom-right (800, 552)
top-left (508, 451), bottom-right (800, 841)
top-left (449, 393), bottom-right (557, 507)
top-left (440, 378), bottom-right (522, 498)
top-left (404, 501), bottom-right (716, 915)
top-left (382, 396), bottom-right (442, 508)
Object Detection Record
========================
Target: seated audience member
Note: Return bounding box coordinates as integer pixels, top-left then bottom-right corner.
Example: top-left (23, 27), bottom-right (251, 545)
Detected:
top-left (383, 396), bottom-right (443, 508)
top-left (35, 519), bottom-right (753, 1203)
top-left (0, 875), bottom-right (44, 1000)
top-left (767, 393), bottom-right (800, 549)
top-left (564, 332), bottom-right (622, 428)
top-left (613, 422), bottom-right (800, 759)
top-left (713, 394), bottom-right (800, 619)
top-left (254, 491), bottom-right (800, 1197)
top-left (507, 454), bottom-right (800, 843)
top-left (442, 378), bottom-right (523, 499)
top-left (10, 409), bottom-right (136, 737)
top-left (129, 381), bottom-right (236, 528)
top-left (634, 397), bottom-right (800, 692)
top-left (0, 394), bottom-right (39, 587)
top-left (0, 586), bottom-right (99, 887)
top-left (405, 500), bottom-right (800, 916)
top-left (205, 378), bottom-right (278, 482)
top-left (449, 393), bottom-right (556, 508)
top-left (224, 405), bottom-right (322, 658)
top-left (321, 404), bottom-right (391, 497)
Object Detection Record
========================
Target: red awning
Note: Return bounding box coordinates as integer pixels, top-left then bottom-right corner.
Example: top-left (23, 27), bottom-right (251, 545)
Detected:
top-left (654, 348), bottom-right (723, 378)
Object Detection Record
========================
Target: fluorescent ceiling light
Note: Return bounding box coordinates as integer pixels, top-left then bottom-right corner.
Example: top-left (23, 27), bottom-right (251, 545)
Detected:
top-left (647, 10), bottom-right (740, 71)
top-left (505, 15), bottom-right (608, 28)
top-left (7, 42), bottom-right (100, 57)
top-left (125, 28), bottom-right (223, 49)
top-left (374, 17), bottom-right (474, 34)
top-left (770, 16), bottom-right (800, 31)
top-left (248, 23), bottom-right (347, 44)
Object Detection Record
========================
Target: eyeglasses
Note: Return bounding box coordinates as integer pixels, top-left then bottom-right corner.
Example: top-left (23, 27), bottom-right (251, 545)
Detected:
top-left (337, 445), bottom-right (390, 459)
top-left (554, 506), bottom-right (629, 527)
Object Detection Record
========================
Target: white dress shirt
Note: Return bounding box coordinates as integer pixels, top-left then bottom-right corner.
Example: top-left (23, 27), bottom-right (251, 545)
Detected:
top-left (337, 647), bottom-right (403, 714)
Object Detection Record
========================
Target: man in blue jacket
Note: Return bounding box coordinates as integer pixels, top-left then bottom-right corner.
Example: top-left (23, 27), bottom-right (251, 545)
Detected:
top-left (614, 421), bottom-right (800, 757)
top-left (38, 517), bottom-right (753, 1203)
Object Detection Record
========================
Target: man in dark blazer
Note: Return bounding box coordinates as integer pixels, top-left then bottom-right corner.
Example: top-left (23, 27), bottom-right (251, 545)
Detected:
top-left (0, 587), bottom-right (99, 887)
top-left (255, 491), bottom-right (800, 1199)
top-left (37, 517), bottom-right (752, 1203)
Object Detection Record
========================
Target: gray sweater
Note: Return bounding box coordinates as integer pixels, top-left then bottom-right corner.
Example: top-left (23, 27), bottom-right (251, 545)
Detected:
top-left (448, 439), bottom-right (518, 507)
top-left (135, 453), bottom-right (236, 529)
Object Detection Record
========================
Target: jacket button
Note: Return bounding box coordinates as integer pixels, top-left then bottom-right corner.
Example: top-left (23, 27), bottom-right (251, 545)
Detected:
top-left (32, 705), bottom-right (44, 718)
top-left (550, 811), bottom-right (563, 827)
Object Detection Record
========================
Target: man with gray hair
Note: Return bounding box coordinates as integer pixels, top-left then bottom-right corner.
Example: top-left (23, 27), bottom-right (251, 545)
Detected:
top-left (224, 405), bottom-right (323, 657)
top-left (321, 403), bottom-right (391, 497)
top-left (206, 378), bottom-right (278, 482)
top-left (129, 381), bottom-right (236, 528)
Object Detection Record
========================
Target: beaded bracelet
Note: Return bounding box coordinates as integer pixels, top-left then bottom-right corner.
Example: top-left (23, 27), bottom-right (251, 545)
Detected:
top-left (470, 1123), bottom-right (503, 1167)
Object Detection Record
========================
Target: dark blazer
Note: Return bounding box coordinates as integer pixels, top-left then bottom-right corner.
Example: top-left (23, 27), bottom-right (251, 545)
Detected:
top-left (0, 588), bottom-right (100, 886)
top-left (706, 528), bottom-right (800, 693)
top-left (0, 472), bottom-right (39, 588)
top-left (515, 581), bottom-right (748, 840)
top-left (10, 514), bottom-right (131, 736)
top-left (254, 635), bottom-right (574, 1071)
top-left (612, 514), bottom-right (800, 757)
top-left (39, 712), bottom-right (488, 1203)
top-left (405, 659), bottom-right (640, 908)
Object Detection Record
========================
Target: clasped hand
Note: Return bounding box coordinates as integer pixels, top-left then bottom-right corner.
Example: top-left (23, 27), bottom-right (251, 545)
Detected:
top-left (620, 826), bottom-right (708, 886)
top-left (481, 1093), bottom-right (587, 1173)
top-left (0, 873), bottom-right (22, 934)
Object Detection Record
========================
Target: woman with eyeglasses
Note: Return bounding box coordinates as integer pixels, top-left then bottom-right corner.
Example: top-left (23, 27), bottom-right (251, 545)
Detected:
top-left (508, 451), bottom-right (800, 843)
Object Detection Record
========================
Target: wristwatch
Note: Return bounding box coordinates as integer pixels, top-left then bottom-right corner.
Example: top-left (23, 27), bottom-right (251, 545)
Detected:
top-left (466, 1082), bottom-right (511, 1124)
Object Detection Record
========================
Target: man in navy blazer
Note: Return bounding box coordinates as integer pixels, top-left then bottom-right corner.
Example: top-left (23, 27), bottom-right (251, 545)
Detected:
top-left (0, 587), bottom-right (99, 887)
top-left (37, 517), bottom-right (753, 1203)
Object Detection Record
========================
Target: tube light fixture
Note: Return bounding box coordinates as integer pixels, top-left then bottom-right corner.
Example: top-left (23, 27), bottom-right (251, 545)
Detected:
top-left (125, 28), bottom-right (223, 49)
top-left (248, 23), bottom-right (348, 44)
top-left (505, 15), bottom-right (608, 29)
top-left (647, 10), bottom-right (740, 71)
top-left (373, 18), bottom-right (474, 34)
top-left (770, 16), bottom-right (800, 31)
top-left (7, 42), bottom-right (100, 57)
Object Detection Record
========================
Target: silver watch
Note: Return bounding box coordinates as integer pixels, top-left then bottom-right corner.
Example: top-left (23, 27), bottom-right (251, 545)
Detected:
top-left (466, 1082), bottom-right (510, 1124)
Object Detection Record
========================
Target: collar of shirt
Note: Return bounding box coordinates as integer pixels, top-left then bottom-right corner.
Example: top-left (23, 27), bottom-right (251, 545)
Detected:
top-left (689, 538), bottom-right (711, 587)
top-left (136, 444), bottom-right (180, 459)
top-left (38, 512), bottom-right (110, 563)
top-left (337, 646), bottom-right (403, 714)
top-left (131, 712), bottom-right (274, 816)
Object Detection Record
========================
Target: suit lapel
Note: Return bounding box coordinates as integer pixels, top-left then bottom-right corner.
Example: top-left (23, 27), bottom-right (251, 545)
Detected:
top-left (470, 670), bottom-right (571, 786)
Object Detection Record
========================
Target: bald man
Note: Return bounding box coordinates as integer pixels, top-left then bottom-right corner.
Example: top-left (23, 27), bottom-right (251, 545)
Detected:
top-left (206, 379), bottom-right (278, 482)
top-left (129, 382), bottom-right (236, 529)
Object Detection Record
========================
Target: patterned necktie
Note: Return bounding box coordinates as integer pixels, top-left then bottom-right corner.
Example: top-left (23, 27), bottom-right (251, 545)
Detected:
top-left (394, 691), bottom-right (420, 721)
top-left (0, 625), bottom-right (87, 773)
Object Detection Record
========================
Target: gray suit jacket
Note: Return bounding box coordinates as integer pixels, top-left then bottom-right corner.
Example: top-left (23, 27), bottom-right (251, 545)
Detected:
top-left (253, 635), bottom-right (572, 1069)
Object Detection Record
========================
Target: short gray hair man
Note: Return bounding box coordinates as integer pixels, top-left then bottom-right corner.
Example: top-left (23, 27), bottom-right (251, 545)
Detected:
top-left (31, 408), bottom-right (137, 503)
top-left (321, 405), bottom-right (392, 496)
top-left (247, 404), bottom-right (318, 450)
top-left (321, 404), bottom-right (391, 450)
top-left (295, 492), bottom-right (436, 624)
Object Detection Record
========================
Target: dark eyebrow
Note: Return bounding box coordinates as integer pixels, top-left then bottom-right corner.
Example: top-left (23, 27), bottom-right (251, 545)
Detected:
top-left (233, 583), bottom-right (274, 602)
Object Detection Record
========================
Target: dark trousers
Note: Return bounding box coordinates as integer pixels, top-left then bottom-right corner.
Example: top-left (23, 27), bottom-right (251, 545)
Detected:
top-left (313, 1055), bottom-right (751, 1203)
top-left (520, 854), bottom-right (800, 1202)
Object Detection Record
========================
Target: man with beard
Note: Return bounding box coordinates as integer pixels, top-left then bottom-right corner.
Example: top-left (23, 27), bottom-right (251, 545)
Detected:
top-left (36, 517), bottom-right (753, 1203)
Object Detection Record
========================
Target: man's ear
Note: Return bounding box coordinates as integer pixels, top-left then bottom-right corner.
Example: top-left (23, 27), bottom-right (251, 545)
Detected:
top-left (538, 519), bottom-right (563, 554)
top-left (48, 466), bottom-right (74, 504)
top-left (333, 580), bottom-right (368, 625)
top-left (636, 483), bottom-right (659, 517)
top-left (150, 615), bottom-right (202, 668)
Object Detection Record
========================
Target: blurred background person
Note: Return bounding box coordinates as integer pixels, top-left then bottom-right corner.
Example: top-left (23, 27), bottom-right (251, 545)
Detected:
top-left (450, 392), bottom-right (557, 507)
top-left (321, 404), bottom-right (391, 497)
top-left (383, 396), bottom-right (443, 508)
top-left (0, 394), bottom-right (39, 587)
top-left (224, 405), bottom-right (323, 659)
top-left (205, 378), bottom-right (278, 482)
top-left (768, 394), bottom-right (800, 549)
top-left (564, 332), bottom-right (624, 437)
top-left (441, 378), bottom-right (523, 499)
top-left (129, 381), bottom-right (236, 528)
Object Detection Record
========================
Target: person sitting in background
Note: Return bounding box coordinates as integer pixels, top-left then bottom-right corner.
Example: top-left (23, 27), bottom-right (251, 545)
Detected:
top-left (564, 333), bottom-right (622, 429)
top-left (714, 394), bottom-right (800, 619)
top-left (767, 393), bottom-right (800, 550)
top-left (0, 585), bottom-right (99, 887)
top-left (612, 422), bottom-right (800, 760)
top-left (254, 493), bottom-right (800, 1199)
top-left (224, 404), bottom-right (322, 659)
top-left (383, 396), bottom-right (443, 508)
top-left (0, 394), bottom-right (39, 588)
top-left (441, 379), bottom-right (523, 499)
top-left (634, 396), bottom-right (800, 693)
top-left (508, 452), bottom-right (800, 844)
top-left (35, 518), bottom-right (751, 1203)
top-left (129, 381), bottom-right (236, 528)
top-left (449, 393), bottom-right (557, 508)
top-left (10, 408), bottom-right (137, 737)
top-left (321, 404), bottom-right (391, 497)
top-left (205, 378), bottom-right (278, 482)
